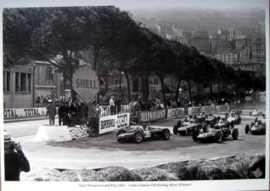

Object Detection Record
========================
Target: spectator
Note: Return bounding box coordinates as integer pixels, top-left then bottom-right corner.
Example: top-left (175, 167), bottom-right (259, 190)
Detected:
top-left (115, 97), bottom-right (121, 114)
top-left (89, 101), bottom-right (99, 135)
top-left (46, 99), bottom-right (57, 125)
top-left (4, 130), bottom-right (30, 181)
top-left (58, 101), bottom-right (69, 126)
top-left (109, 96), bottom-right (116, 115)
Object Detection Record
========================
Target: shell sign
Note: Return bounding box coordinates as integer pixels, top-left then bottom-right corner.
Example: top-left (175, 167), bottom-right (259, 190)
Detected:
top-left (72, 66), bottom-right (100, 103)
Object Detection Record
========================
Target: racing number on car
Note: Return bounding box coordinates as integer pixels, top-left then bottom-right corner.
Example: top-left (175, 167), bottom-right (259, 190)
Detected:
top-left (144, 131), bottom-right (151, 138)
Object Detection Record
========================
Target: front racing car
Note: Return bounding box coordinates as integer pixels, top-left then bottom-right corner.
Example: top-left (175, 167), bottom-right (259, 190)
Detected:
top-left (173, 118), bottom-right (203, 135)
top-left (116, 125), bottom-right (171, 143)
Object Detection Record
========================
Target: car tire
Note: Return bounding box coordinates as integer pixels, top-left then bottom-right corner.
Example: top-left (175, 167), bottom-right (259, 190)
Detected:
top-left (173, 125), bottom-right (179, 135)
top-left (255, 117), bottom-right (258, 122)
top-left (245, 125), bottom-right (250, 134)
top-left (116, 130), bottom-right (126, 137)
top-left (161, 129), bottom-right (171, 140)
top-left (231, 122), bottom-right (234, 128)
top-left (192, 130), bottom-right (199, 142)
top-left (232, 128), bottom-right (239, 140)
top-left (215, 132), bottom-right (223, 143)
top-left (133, 132), bottom-right (144, 143)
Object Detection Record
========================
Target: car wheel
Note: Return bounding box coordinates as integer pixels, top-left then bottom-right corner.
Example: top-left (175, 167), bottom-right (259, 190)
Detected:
top-left (231, 122), bottom-right (234, 128)
top-left (215, 132), bottom-right (223, 143)
top-left (173, 125), bottom-right (179, 135)
top-left (245, 124), bottom-right (250, 134)
top-left (116, 130), bottom-right (126, 137)
top-left (232, 128), bottom-right (239, 140)
top-left (162, 129), bottom-right (170, 140)
top-left (192, 130), bottom-right (200, 142)
top-left (133, 132), bottom-right (144, 143)
top-left (255, 118), bottom-right (258, 122)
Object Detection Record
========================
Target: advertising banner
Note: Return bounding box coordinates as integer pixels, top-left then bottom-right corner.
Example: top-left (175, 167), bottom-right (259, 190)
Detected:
top-left (99, 113), bottom-right (130, 134)
top-left (72, 66), bottom-right (100, 103)
top-left (209, 106), bottom-right (216, 113)
top-left (4, 108), bottom-right (47, 118)
top-left (139, 109), bottom-right (166, 123)
top-left (259, 91), bottom-right (266, 102)
top-left (167, 108), bottom-right (185, 119)
top-left (188, 107), bottom-right (201, 115)
top-left (201, 106), bottom-right (210, 114)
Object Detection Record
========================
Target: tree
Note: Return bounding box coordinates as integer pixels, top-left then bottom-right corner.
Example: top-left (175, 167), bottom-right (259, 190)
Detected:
top-left (3, 6), bottom-right (139, 99)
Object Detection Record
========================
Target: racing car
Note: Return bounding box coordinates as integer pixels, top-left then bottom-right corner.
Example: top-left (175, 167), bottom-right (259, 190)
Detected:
top-left (116, 124), bottom-right (171, 143)
top-left (245, 118), bottom-right (266, 135)
top-left (202, 114), bottom-right (219, 132)
top-left (192, 118), bottom-right (239, 143)
top-left (173, 117), bottom-right (203, 136)
top-left (196, 112), bottom-right (207, 123)
top-left (249, 109), bottom-right (265, 118)
top-left (225, 112), bottom-right (241, 126)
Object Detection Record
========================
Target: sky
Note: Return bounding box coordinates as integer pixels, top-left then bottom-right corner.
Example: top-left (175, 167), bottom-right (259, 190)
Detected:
top-left (0, 0), bottom-right (268, 10)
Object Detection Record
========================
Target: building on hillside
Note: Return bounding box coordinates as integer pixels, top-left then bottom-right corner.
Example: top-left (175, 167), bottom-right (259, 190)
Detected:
top-left (3, 64), bottom-right (35, 109)
top-left (219, 29), bottom-right (230, 41)
top-left (215, 52), bottom-right (238, 65)
top-left (238, 35), bottom-right (266, 64)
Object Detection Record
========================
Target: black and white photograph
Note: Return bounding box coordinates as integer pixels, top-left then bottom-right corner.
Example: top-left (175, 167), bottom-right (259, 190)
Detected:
top-left (1, 0), bottom-right (269, 191)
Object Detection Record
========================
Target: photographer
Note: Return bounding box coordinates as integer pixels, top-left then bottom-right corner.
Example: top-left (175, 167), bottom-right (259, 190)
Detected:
top-left (4, 130), bottom-right (30, 181)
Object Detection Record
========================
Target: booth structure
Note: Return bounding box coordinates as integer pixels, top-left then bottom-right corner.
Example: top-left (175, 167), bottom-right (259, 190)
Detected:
top-left (35, 125), bottom-right (72, 142)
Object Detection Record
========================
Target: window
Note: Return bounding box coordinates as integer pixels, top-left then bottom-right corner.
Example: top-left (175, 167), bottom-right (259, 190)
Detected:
top-left (15, 72), bottom-right (31, 93)
top-left (46, 67), bottom-right (53, 81)
top-left (20, 73), bottom-right (27, 92)
top-left (28, 74), bottom-right (31, 92)
top-left (3, 71), bottom-right (11, 92)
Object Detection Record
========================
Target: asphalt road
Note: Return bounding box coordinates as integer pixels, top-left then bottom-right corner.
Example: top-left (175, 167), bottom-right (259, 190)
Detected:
top-left (4, 109), bottom-right (267, 170)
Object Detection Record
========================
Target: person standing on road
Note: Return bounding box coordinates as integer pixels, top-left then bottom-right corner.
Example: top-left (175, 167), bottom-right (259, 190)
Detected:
top-left (4, 130), bottom-right (30, 181)
top-left (109, 96), bottom-right (116, 115)
top-left (58, 101), bottom-right (69, 126)
top-left (46, 99), bottom-right (57, 125)
top-left (89, 101), bottom-right (99, 135)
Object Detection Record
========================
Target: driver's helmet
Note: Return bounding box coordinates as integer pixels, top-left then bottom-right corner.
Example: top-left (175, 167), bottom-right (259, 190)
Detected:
top-left (199, 112), bottom-right (205, 116)
top-left (190, 118), bottom-right (196, 123)
top-left (219, 118), bottom-right (226, 123)
top-left (255, 121), bottom-right (261, 126)
top-left (141, 123), bottom-right (148, 130)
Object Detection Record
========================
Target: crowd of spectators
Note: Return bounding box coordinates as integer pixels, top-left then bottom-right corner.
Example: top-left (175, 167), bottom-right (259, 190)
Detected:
top-left (35, 93), bottom-right (68, 105)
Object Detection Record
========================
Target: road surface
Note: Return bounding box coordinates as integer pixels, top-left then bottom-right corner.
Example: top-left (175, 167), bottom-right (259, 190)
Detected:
top-left (3, 109), bottom-right (266, 170)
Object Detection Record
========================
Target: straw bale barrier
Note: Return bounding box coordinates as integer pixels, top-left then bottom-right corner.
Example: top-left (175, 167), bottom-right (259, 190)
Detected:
top-left (20, 153), bottom-right (264, 181)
